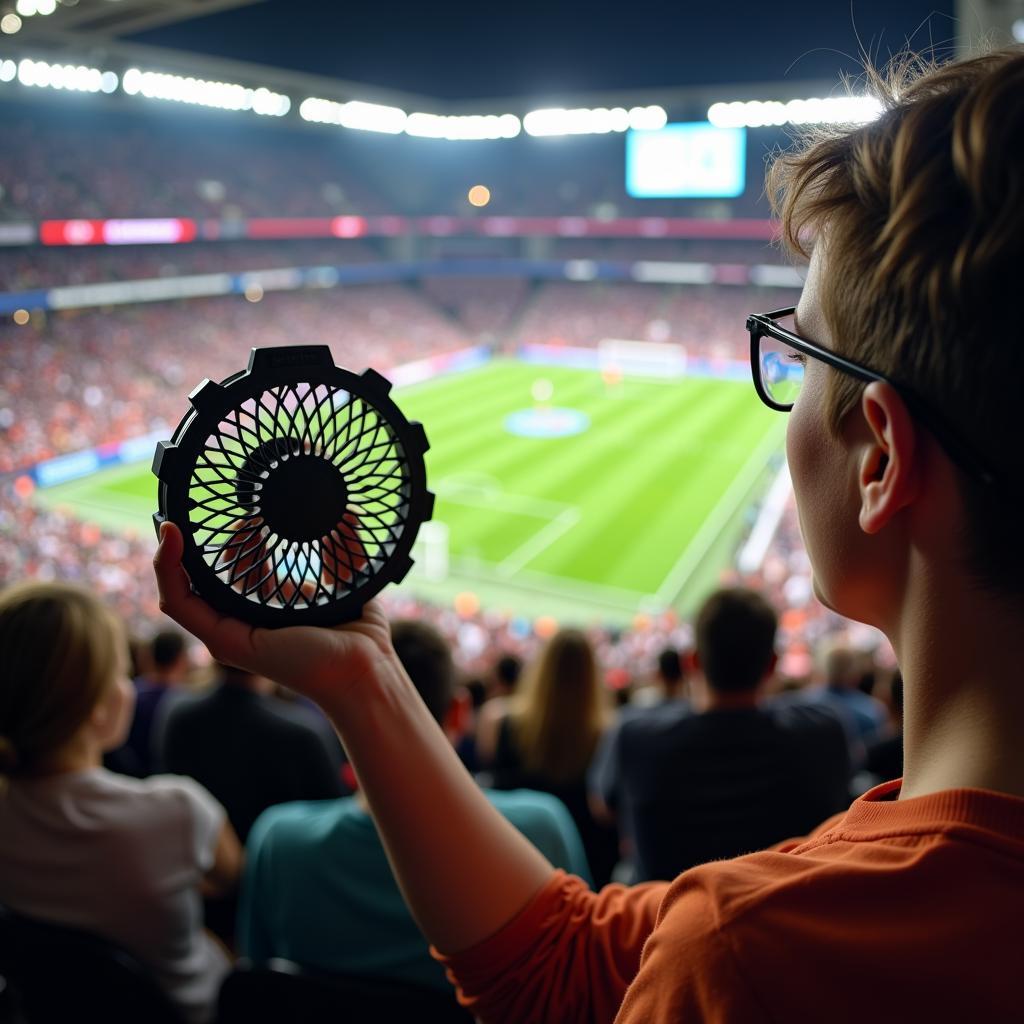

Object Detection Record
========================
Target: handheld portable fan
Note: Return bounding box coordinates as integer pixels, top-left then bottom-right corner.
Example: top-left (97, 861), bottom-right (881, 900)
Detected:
top-left (153, 346), bottom-right (433, 628)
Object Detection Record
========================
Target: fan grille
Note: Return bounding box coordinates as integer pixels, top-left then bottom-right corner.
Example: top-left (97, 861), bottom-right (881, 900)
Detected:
top-left (186, 380), bottom-right (410, 611)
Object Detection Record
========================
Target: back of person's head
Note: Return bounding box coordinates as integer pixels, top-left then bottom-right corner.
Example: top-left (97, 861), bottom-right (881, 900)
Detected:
top-left (390, 620), bottom-right (455, 726)
top-left (822, 642), bottom-right (860, 690)
top-left (514, 628), bottom-right (606, 782)
top-left (0, 581), bottom-right (124, 778)
top-left (695, 588), bottom-right (777, 694)
top-left (769, 45), bottom-right (1024, 597)
top-left (494, 654), bottom-right (522, 694)
top-left (151, 630), bottom-right (187, 671)
top-left (656, 647), bottom-right (684, 688)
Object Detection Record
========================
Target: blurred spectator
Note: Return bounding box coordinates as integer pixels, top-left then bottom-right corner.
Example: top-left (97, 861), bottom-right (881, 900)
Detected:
top-left (789, 642), bottom-right (890, 769)
top-left (0, 582), bottom-right (240, 1024)
top-left (490, 628), bottom-right (619, 887)
top-left (474, 653), bottom-right (523, 769)
top-left (588, 646), bottom-right (690, 878)
top-left (155, 662), bottom-right (344, 843)
top-left (607, 588), bottom-right (849, 881)
top-left (862, 671), bottom-right (904, 785)
top-left (237, 620), bottom-right (590, 991)
top-left (109, 629), bottom-right (192, 778)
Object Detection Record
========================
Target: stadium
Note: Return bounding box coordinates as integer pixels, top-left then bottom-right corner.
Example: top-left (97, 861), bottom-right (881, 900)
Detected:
top-left (2, 1), bottom-right (1023, 1021)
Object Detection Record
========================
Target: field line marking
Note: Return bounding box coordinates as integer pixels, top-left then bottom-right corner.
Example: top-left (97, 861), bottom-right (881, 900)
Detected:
top-left (497, 508), bottom-right (581, 577)
top-left (435, 476), bottom-right (575, 519)
top-left (650, 422), bottom-right (787, 608)
top-left (449, 561), bottom-right (645, 612)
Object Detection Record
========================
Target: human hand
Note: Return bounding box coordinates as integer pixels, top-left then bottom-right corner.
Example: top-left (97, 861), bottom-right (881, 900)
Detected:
top-left (154, 520), bottom-right (394, 710)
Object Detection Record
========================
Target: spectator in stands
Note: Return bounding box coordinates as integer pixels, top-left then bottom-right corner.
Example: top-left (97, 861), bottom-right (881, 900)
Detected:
top-left (0, 582), bottom-right (239, 1024)
top-left (594, 588), bottom-right (849, 881)
top-left (489, 628), bottom-right (619, 887)
top-left (792, 641), bottom-right (890, 768)
top-left (113, 629), bottom-right (192, 777)
top-left (237, 621), bottom-right (590, 992)
top-left (473, 652), bottom-right (523, 769)
top-left (588, 645), bottom-right (691, 878)
top-left (155, 661), bottom-right (344, 843)
top-left (629, 646), bottom-right (688, 709)
top-left (863, 671), bottom-right (904, 785)
top-left (155, 47), bottom-right (1024, 1022)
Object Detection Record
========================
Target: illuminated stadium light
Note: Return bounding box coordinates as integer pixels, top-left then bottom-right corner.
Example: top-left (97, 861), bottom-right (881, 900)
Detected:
top-left (628, 105), bottom-right (668, 130)
top-left (707, 95), bottom-right (884, 128)
top-left (36, 0), bottom-right (57, 12)
top-left (405, 112), bottom-right (521, 140)
top-left (523, 104), bottom-right (666, 137)
top-left (0, 61), bottom-right (16, 82)
top-left (17, 59), bottom-right (114, 94)
top-left (15, 0), bottom-right (37, 15)
top-left (122, 69), bottom-right (290, 117)
top-left (0, 14), bottom-right (22, 33)
top-left (299, 97), bottom-right (407, 133)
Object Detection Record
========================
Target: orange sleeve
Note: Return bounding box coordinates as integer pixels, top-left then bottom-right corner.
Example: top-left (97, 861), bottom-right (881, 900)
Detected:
top-left (434, 870), bottom-right (669, 1024)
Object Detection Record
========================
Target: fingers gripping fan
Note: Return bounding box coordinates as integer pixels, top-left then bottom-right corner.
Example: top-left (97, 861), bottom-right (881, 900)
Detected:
top-left (153, 346), bottom-right (433, 627)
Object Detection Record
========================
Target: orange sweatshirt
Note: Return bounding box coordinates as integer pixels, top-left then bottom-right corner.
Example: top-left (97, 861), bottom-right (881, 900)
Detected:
top-left (436, 781), bottom-right (1024, 1023)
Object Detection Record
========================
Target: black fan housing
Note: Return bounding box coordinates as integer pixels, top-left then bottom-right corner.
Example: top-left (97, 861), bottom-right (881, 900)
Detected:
top-left (153, 346), bottom-right (433, 627)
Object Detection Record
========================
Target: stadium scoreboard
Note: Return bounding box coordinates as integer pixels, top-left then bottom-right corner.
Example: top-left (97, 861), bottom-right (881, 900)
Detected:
top-left (626, 122), bottom-right (747, 199)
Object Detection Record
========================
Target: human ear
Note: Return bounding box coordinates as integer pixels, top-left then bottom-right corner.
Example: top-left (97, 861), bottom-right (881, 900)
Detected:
top-left (857, 382), bottom-right (921, 534)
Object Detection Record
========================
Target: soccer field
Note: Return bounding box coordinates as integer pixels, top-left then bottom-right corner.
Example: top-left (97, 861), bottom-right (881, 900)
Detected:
top-left (36, 360), bottom-right (785, 623)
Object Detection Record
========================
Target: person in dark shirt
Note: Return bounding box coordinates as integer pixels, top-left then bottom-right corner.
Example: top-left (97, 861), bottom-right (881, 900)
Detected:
top-left (614, 588), bottom-right (849, 881)
top-left (155, 662), bottom-right (344, 842)
top-left (124, 630), bottom-right (192, 776)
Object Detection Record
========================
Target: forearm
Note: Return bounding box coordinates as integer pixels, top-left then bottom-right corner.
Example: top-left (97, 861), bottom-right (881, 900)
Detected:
top-left (325, 652), bottom-right (556, 952)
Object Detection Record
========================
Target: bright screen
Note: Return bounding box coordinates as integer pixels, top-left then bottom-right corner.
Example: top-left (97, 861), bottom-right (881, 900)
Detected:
top-left (626, 122), bottom-right (747, 198)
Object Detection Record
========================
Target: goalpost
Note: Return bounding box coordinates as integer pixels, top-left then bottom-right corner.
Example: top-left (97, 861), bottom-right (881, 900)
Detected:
top-left (412, 519), bottom-right (450, 581)
top-left (597, 338), bottom-right (688, 380)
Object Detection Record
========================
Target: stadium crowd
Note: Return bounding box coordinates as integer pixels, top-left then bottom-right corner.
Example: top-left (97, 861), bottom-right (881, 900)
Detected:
top-left (0, 102), bottom-right (772, 223)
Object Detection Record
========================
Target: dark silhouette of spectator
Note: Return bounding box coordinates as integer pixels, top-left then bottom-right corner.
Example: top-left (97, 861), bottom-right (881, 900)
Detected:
top-left (490, 630), bottom-right (619, 887)
top-left (155, 662), bottom-right (344, 843)
top-left (238, 620), bottom-right (590, 990)
top-left (863, 672), bottom-right (904, 784)
top-left (110, 630), bottom-right (192, 778)
top-left (790, 642), bottom-right (890, 768)
top-left (474, 653), bottom-right (523, 769)
top-left (608, 588), bottom-right (849, 880)
top-left (588, 645), bottom-right (691, 879)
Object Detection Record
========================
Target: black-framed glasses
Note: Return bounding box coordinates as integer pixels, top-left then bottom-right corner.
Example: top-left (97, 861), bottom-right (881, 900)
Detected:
top-left (746, 306), bottom-right (999, 489)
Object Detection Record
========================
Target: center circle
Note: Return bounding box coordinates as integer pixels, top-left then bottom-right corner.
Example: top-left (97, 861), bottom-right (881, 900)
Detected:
top-left (255, 454), bottom-right (349, 543)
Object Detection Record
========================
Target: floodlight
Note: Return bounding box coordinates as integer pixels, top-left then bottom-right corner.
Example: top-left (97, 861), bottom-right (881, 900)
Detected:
top-left (153, 346), bottom-right (434, 628)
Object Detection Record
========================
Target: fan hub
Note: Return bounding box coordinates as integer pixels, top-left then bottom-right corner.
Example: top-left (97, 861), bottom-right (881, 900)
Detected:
top-left (255, 453), bottom-right (349, 543)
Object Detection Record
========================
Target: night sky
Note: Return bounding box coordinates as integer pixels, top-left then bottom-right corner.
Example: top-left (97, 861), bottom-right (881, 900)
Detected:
top-left (129, 1), bottom-right (958, 100)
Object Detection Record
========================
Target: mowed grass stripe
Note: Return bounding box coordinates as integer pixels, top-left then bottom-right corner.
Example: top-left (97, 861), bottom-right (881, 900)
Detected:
top-left (406, 365), bottom-right (599, 479)
top-left (460, 376), bottom-right (699, 571)
top-left (419, 369), bottom-right (680, 504)
top-left (525, 382), bottom-right (765, 588)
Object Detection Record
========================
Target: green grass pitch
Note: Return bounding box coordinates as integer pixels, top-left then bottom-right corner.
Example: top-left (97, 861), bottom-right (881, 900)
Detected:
top-left (35, 361), bottom-right (785, 624)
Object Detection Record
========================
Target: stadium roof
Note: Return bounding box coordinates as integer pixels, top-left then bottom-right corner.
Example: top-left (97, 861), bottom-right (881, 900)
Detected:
top-left (6, 0), bottom-right (959, 102)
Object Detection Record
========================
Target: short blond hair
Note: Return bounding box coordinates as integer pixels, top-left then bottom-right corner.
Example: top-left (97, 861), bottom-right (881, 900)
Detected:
top-left (768, 47), bottom-right (1024, 593)
top-left (0, 581), bottom-right (125, 777)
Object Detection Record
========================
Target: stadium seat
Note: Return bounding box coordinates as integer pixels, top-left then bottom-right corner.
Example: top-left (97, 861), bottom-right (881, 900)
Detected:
top-left (217, 958), bottom-right (475, 1024)
top-left (0, 902), bottom-right (184, 1024)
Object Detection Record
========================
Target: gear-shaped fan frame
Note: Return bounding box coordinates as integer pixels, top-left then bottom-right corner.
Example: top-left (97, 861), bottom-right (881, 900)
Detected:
top-left (153, 345), bottom-right (433, 628)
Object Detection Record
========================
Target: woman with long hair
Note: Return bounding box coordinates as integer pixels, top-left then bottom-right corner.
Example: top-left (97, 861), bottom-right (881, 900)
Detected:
top-left (491, 629), bottom-right (618, 886)
top-left (0, 582), bottom-right (241, 1023)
